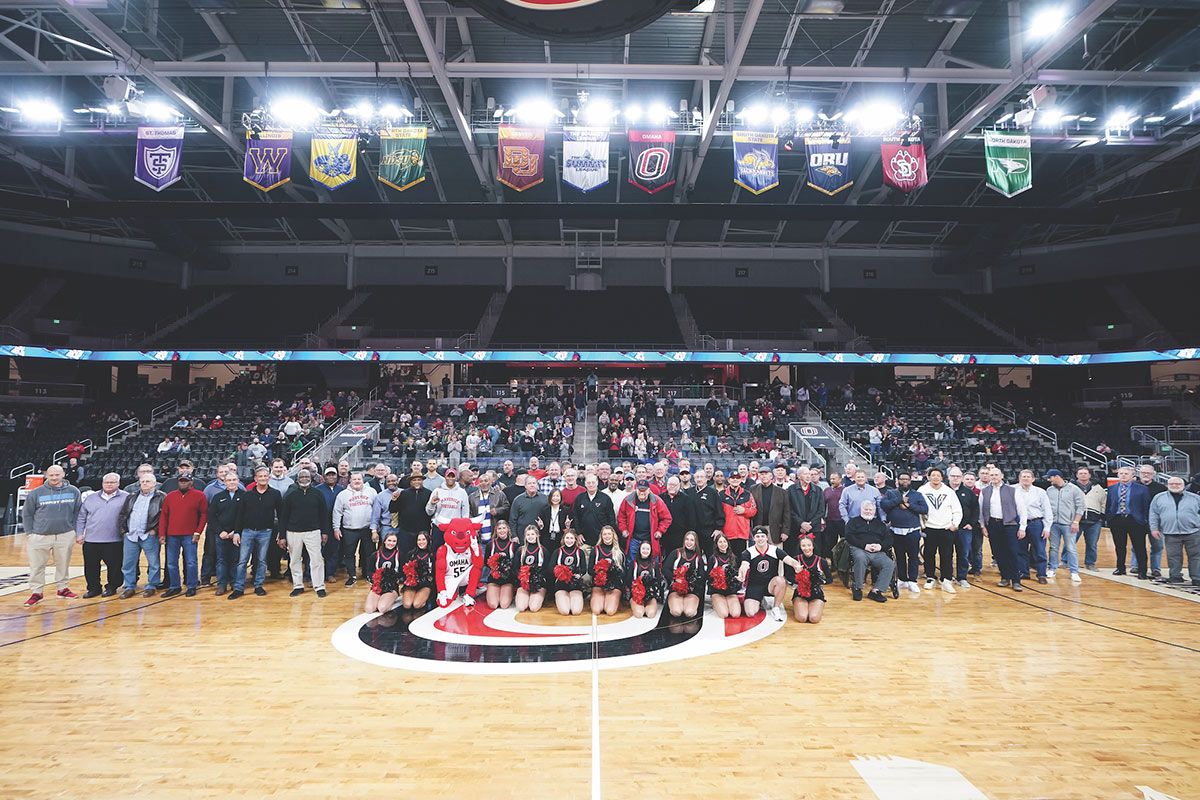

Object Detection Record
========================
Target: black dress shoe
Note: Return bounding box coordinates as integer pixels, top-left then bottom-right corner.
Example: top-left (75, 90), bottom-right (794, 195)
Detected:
top-left (201, 577), bottom-right (214, 587)
top-left (867, 590), bottom-right (887, 603)
top-left (316, 589), bottom-right (327, 598)
top-left (227, 590), bottom-right (244, 600)
top-left (142, 588), bottom-right (156, 598)
top-left (82, 590), bottom-right (102, 599)
top-left (345, 577), bottom-right (357, 587)
top-left (162, 588), bottom-right (182, 598)
top-left (254, 586), bottom-right (267, 596)
top-left (290, 588), bottom-right (304, 597)
top-left (1113, 568), bottom-right (1127, 575)
top-left (852, 588), bottom-right (863, 601)
top-left (102, 588), bottom-right (116, 597)
top-left (1137, 573), bottom-right (1149, 580)
top-left (185, 588), bottom-right (197, 597)
top-left (1151, 570), bottom-right (1162, 578)
top-left (119, 589), bottom-right (136, 600)
top-left (1037, 576), bottom-right (1048, 584)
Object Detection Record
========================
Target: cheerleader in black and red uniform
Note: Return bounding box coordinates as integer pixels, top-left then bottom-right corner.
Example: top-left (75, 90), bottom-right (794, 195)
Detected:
top-left (737, 526), bottom-right (805, 622)
top-left (485, 520), bottom-right (519, 610)
top-left (366, 532), bottom-right (402, 614)
top-left (628, 539), bottom-right (662, 619)
top-left (514, 524), bottom-right (547, 613)
top-left (552, 529), bottom-right (587, 616)
top-left (708, 532), bottom-right (743, 619)
top-left (589, 525), bottom-right (624, 616)
top-left (400, 531), bottom-right (434, 610)
top-left (663, 530), bottom-right (708, 618)
top-left (791, 534), bottom-right (826, 624)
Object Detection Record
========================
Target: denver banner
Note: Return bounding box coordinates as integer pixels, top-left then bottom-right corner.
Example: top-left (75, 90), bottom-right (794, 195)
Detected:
top-left (984, 130), bottom-right (1032, 198)
top-left (732, 131), bottom-right (779, 195)
top-left (562, 127), bottom-right (609, 192)
top-left (627, 129), bottom-right (676, 194)
top-left (309, 136), bottom-right (357, 190)
top-left (804, 134), bottom-right (853, 196)
top-left (243, 131), bottom-right (292, 192)
top-left (134, 126), bottom-right (184, 192)
top-left (378, 126), bottom-right (427, 191)
top-left (880, 136), bottom-right (927, 193)
top-left (497, 124), bottom-right (544, 191)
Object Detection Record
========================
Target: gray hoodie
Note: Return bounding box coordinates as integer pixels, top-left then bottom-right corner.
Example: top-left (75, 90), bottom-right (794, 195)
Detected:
top-left (23, 482), bottom-right (82, 535)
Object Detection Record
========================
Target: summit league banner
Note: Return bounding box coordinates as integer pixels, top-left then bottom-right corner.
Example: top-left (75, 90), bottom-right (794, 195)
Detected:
top-left (731, 131), bottom-right (779, 195)
top-left (378, 126), bottom-right (427, 191)
top-left (984, 130), bottom-right (1032, 198)
top-left (497, 124), bottom-right (545, 191)
top-left (243, 130), bottom-right (293, 192)
top-left (880, 136), bottom-right (927, 193)
top-left (309, 136), bottom-right (358, 190)
top-left (561, 127), bottom-right (609, 193)
top-left (804, 133), bottom-right (853, 196)
top-left (134, 126), bottom-right (184, 192)
top-left (627, 129), bottom-right (676, 194)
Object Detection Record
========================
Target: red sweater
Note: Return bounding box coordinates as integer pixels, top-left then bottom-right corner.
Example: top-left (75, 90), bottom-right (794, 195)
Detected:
top-left (159, 489), bottom-right (208, 538)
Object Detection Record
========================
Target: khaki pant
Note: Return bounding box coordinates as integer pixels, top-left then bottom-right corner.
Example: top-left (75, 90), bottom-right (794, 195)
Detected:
top-left (287, 530), bottom-right (325, 590)
top-left (27, 531), bottom-right (75, 594)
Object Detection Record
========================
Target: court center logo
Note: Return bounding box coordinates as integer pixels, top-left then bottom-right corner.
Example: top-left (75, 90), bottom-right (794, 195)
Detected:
top-left (332, 600), bottom-right (782, 675)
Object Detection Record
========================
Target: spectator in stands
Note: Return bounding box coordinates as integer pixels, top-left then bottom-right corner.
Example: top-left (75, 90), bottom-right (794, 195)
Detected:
top-left (982, 468), bottom-right (1027, 591)
top-left (839, 469), bottom-right (881, 523)
top-left (159, 474), bottom-right (207, 598)
top-left (1045, 470), bottom-right (1085, 584)
top-left (210, 415), bottom-right (224, 431)
top-left (1106, 466), bottom-right (1151, 578)
top-left (280, 468), bottom-right (330, 598)
top-left (172, 416), bottom-right (190, 430)
top-left (235, 442), bottom-right (252, 481)
top-left (1150, 476), bottom-right (1200, 586)
top-left (74, 472), bottom-right (127, 598)
top-left (1072, 466), bottom-right (1106, 572)
top-left (1134, 464), bottom-right (1168, 578)
top-left (157, 435), bottom-right (175, 455)
top-left (844, 501), bottom-right (894, 603)
top-left (162, 460), bottom-right (195, 494)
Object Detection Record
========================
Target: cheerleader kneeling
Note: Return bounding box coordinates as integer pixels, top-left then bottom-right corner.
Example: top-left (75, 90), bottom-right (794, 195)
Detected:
top-left (664, 531), bottom-right (707, 618)
top-left (552, 529), bottom-right (588, 616)
top-left (485, 520), bottom-right (518, 610)
top-left (738, 526), bottom-right (805, 622)
top-left (514, 524), bottom-right (548, 613)
top-left (366, 531), bottom-right (402, 614)
top-left (628, 539), bottom-right (663, 619)
top-left (589, 525), bottom-right (624, 616)
top-left (790, 534), bottom-right (826, 624)
top-left (708, 533), bottom-right (743, 619)
top-left (400, 531), bottom-right (435, 610)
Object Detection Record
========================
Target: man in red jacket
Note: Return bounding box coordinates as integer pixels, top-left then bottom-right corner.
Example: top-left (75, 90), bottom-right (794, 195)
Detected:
top-left (159, 475), bottom-right (208, 597)
top-left (721, 472), bottom-right (758, 557)
top-left (617, 479), bottom-right (673, 562)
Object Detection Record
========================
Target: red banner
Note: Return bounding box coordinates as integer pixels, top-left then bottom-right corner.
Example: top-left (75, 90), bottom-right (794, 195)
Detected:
top-left (497, 124), bottom-right (545, 192)
top-left (881, 136), bottom-right (928, 193)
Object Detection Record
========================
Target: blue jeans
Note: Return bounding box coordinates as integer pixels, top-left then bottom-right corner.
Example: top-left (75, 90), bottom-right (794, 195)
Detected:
top-left (1048, 523), bottom-right (1080, 574)
top-left (235, 529), bottom-right (271, 591)
top-left (954, 528), bottom-right (973, 581)
top-left (869, 443), bottom-right (882, 461)
top-left (215, 536), bottom-right (240, 589)
top-left (1075, 519), bottom-right (1102, 568)
top-left (1016, 519), bottom-right (1047, 578)
top-left (165, 535), bottom-right (199, 591)
top-left (122, 536), bottom-right (160, 590)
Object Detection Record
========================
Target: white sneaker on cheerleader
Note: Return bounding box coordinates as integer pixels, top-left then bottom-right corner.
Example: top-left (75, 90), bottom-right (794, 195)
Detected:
top-left (908, 582), bottom-right (920, 594)
top-left (941, 579), bottom-right (957, 594)
top-left (1071, 573), bottom-right (1082, 584)
top-left (771, 605), bottom-right (785, 622)
top-left (924, 578), bottom-right (935, 590)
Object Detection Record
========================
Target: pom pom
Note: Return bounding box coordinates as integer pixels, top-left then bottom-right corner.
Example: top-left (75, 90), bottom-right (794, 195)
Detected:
top-left (554, 564), bottom-right (574, 586)
top-left (370, 567), bottom-right (384, 595)
top-left (519, 564), bottom-right (532, 592)
top-left (488, 552), bottom-right (502, 572)
top-left (709, 564), bottom-right (727, 591)
top-left (631, 577), bottom-right (646, 605)
top-left (796, 567), bottom-right (812, 599)
top-left (593, 558), bottom-right (611, 589)
top-left (671, 564), bottom-right (690, 595)
top-left (402, 560), bottom-right (419, 588)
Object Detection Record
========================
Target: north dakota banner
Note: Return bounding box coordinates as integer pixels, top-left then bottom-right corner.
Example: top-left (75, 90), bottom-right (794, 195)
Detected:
top-left (627, 129), bottom-right (676, 194)
top-left (497, 124), bottom-right (544, 192)
top-left (804, 134), bottom-right (853, 196)
top-left (880, 136), bottom-right (927, 194)
top-left (243, 130), bottom-right (292, 192)
top-left (378, 127), bottom-right (427, 191)
top-left (134, 126), bottom-right (184, 192)
top-left (309, 136), bottom-right (357, 190)
top-left (984, 130), bottom-right (1032, 198)
top-left (732, 131), bottom-right (779, 195)
top-left (562, 127), bottom-right (609, 192)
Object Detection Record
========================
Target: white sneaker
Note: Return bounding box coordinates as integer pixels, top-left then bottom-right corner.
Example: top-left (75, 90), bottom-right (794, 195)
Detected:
top-left (771, 605), bottom-right (785, 622)
top-left (924, 578), bottom-right (935, 590)
top-left (1046, 569), bottom-right (1056, 578)
top-left (958, 579), bottom-right (970, 589)
top-left (908, 582), bottom-right (920, 594)
top-left (941, 579), bottom-right (957, 594)
top-left (1071, 573), bottom-right (1082, 584)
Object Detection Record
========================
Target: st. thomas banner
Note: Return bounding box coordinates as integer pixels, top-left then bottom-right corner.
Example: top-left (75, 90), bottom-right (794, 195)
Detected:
top-left (134, 126), bottom-right (184, 192)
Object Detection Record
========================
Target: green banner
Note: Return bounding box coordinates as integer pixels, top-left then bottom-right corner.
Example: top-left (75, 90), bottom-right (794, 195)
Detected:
top-left (378, 126), bottom-right (427, 191)
top-left (984, 130), bottom-right (1032, 198)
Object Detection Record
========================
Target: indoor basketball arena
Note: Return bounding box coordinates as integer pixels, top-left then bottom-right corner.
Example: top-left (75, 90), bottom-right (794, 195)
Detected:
top-left (2, 1), bottom-right (1199, 798)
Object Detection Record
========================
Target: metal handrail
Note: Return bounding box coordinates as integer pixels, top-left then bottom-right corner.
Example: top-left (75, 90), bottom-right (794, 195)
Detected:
top-left (1167, 425), bottom-right (1200, 444)
top-left (990, 402), bottom-right (1017, 422)
top-left (1070, 441), bottom-right (1108, 472)
top-left (106, 418), bottom-right (140, 447)
top-left (8, 462), bottom-right (34, 480)
top-left (53, 438), bottom-right (92, 465)
top-left (1026, 420), bottom-right (1059, 450)
top-left (150, 399), bottom-right (179, 426)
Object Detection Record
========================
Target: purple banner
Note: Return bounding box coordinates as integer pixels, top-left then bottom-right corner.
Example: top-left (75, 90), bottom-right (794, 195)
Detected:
top-left (134, 126), bottom-right (184, 192)
top-left (243, 130), bottom-right (293, 192)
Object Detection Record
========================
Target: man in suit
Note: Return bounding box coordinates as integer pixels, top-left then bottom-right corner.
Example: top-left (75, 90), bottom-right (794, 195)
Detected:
top-left (1106, 465), bottom-right (1152, 578)
top-left (786, 465), bottom-right (826, 580)
top-left (981, 468), bottom-right (1029, 591)
top-left (751, 467), bottom-right (791, 545)
top-left (659, 475), bottom-right (697, 554)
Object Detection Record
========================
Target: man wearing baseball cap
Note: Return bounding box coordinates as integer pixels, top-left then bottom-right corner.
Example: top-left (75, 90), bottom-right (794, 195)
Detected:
top-left (318, 466), bottom-right (346, 579)
top-left (1045, 469), bottom-right (1085, 583)
top-left (617, 478), bottom-right (673, 562)
top-left (426, 467), bottom-right (470, 551)
top-left (393, 471), bottom-right (433, 554)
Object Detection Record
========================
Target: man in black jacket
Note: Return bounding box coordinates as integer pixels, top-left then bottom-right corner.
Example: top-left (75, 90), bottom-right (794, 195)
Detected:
top-left (280, 468), bottom-right (332, 597)
top-left (229, 467), bottom-right (285, 600)
top-left (572, 474), bottom-right (616, 546)
top-left (660, 475), bottom-right (697, 554)
top-left (844, 500), bottom-right (894, 603)
top-left (206, 471), bottom-right (243, 597)
top-left (391, 472), bottom-right (432, 554)
top-left (948, 466), bottom-right (981, 583)
top-left (787, 465), bottom-right (827, 581)
top-left (690, 470), bottom-right (721, 555)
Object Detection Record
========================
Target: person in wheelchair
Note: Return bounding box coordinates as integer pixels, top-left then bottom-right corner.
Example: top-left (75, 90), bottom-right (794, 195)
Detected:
top-left (844, 501), bottom-right (895, 603)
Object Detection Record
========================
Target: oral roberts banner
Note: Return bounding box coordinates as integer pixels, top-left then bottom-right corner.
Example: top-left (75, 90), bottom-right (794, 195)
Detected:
top-left (243, 130), bottom-right (293, 192)
top-left (984, 130), bottom-right (1032, 198)
top-left (804, 133), bottom-right (853, 196)
top-left (562, 127), bottom-right (609, 193)
top-left (626, 129), bottom-right (676, 194)
top-left (732, 131), bottom-right (779, 195)
top-left (378, 126), bottom-right (427, 191)
top-left (134, 126), bottom-right (184, 192)
top-left (309, 136), bottom-right (357, 190)
top-left (497, 124), bottom-right (545, 191)
top-left (880, 135), bottom-right (928, 193)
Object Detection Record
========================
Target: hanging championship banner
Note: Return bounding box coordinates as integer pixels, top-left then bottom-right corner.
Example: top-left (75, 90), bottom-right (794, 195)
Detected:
top-left (134, 126), bottom-right (184, 192)
top-left (984, 130), bottom-right (1032, 198)
top-left (378, 127), bottom-right (427, 191)
top-left (497, 124), bottom-right (544, 192)
top-left (243, 131), bottom-right (292, 192)
top-left (562, 127), bottom-right (609, 193)
top-left (309, 136), bottom-right (357, 190)
top-left (732, 131), bottom-right (779, 195)
top-left (627, 129), bottom-right (676, 194)
top-left (880, 136), bottom-right (928, 193)
top-left (804, 133), bottom-right (853, 196)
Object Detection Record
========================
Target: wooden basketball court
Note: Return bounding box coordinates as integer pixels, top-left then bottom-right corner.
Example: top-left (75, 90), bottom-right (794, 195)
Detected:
top-left (0, 531), bottom-right (1196, 800)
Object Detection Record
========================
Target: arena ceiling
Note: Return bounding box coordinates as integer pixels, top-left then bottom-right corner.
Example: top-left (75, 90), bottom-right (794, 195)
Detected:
top-left (0, 0), bottom-right (1198, 268)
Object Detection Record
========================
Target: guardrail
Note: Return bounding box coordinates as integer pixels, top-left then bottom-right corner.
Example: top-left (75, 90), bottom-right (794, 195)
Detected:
top-left (8, 462), bottom-right (33, 480)
top-left (107, 418), bottom-right (140, 447)
top-left (990, 402), bottom-right (1017, 423)
top-left (1026, 420), bottom-right (1059, 449)
top-left (52, 438), bottom-right (92, 465)
top-left (1070, 441), bottom-right (1108, 472)
top-left (1167, 425), bottom-right (1200, 443)
top-left (787, 423), bottom-right (827, 471)
top-left (150, 399), bottom-right (179, 426)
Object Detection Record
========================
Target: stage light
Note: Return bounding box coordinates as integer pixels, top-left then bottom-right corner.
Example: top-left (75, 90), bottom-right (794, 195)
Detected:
top-left (513, 99), bottom-right (561, 126)
top-left (1037, 108), bottom-right (1065, 127)
top-left (1078, 115), bottom-right (1096, 122)
top-left (1058, 114), bottom-right (1079, 122)
top-left (18, 99), bottom-right (62, 123)
top-left (1027, 6), bottom-right (1066, 40)
top-left (794, 107), bottom-right (814, 124)
top-left (738, 104), bottom-right (768, 126)
top-left (581, 99), bottom-right (615, 126)
top-left (1143, 115), bottom-right (1165, 123)
top-left (271, 97), bottom-right (323, 128)
top-left (346, 102), bottom-right (375, 119)
top-left (142, 100), bottom-right (180, 122)
top-left (769, 106), bottom-right (790, 126)
top-left (380, 103), bottom-right (412, 118)
top-left (1171, 89), bottom-right (1200, 110)
top-left (1105, 108), bottom-right (1138, 130)
top-left (995, 112), bottom-right (1014, 124)
top-left (624, 104), bottom-right (643, 123)
top-left (856, 102), bottom-right (904, 131)
top-left (106, 103), bottom-right (122, 115)
top-left (645, 103), bottom-right (677, 124)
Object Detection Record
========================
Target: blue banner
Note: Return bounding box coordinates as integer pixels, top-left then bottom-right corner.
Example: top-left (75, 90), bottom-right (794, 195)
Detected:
top-left (732, 131), bottom-right (779, 195)
top-left (805, 133), bottom-right (853, 196)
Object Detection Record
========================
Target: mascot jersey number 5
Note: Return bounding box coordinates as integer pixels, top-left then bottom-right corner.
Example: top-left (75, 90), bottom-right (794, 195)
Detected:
top-left (436, 518), bottom-right (484, 607)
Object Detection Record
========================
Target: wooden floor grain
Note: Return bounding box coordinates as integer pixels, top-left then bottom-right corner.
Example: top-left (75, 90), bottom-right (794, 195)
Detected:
top-left (0, 532), bottom-right (1196, 800)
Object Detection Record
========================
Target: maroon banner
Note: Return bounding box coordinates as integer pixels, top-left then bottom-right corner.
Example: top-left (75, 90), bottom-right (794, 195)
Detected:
top-left (881, 136), bottom-right (928, 193)
top-left (626, 130), bottom-right (676, 195)
top-left (497, 124), bottom-right (545, 192)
